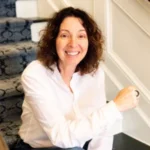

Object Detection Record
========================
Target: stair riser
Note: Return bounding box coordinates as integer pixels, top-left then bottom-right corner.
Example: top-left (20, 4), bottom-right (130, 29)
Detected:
top-left (0, 75), bottom-right (23, 100)
top-left (0, 0), bottom-right (16, 17)
top-left (0, 4), bottom-right (16, 17)
top-left (16, 0), bottom-right (38, 18)
top-left (0, 95), bottom-right (23, 123)
top-left (0, 41), bottom-right (37, 99)
top-left (0, 21), bottom-right (33, 44)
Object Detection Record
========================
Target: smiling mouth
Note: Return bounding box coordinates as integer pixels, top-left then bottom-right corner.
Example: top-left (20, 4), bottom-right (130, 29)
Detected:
top-left (65, 51), bottom-right (79, 56)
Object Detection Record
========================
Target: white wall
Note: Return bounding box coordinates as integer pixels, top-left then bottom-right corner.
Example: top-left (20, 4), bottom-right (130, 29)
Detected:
top-left (104, 0), bottom-right (150, 146)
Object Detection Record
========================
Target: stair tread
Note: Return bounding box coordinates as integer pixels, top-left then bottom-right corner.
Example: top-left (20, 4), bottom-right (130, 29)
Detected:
top-left (0, 74), bottom-right (23, 100)
top-left (0, 17), bottom-right (48, 28)
top-left (0, 41), bottom-right (37, 58)
top-left (113, 133), bottom-right (150, 150)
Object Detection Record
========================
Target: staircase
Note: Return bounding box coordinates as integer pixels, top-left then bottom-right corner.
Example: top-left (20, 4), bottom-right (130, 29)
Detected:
top-left (0, 0), bottom-right (150, 150)
top-left (0, 0), bottom-right (47, 149)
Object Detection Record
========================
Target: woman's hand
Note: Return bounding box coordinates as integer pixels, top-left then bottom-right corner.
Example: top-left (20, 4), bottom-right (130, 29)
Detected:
top-left (113, 86), bottom-right (139, 112)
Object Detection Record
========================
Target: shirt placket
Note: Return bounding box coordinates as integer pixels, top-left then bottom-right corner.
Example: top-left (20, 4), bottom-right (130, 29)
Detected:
top-left (70, 77), bottom-right (83, 119)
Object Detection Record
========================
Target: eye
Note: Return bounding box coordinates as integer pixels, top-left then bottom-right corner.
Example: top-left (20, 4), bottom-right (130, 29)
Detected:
top-left (78, 34), bottom-right (87, 39)
top-left (60, 33), bottom-right (69, 38)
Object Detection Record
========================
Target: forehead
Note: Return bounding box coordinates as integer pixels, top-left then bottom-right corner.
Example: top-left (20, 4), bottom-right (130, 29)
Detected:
top-left (59, 17), bottom-right (85, 31)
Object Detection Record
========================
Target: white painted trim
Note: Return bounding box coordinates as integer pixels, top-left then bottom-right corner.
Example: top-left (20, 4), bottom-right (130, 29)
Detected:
top-left (104, 0), bottom-right (150, 102)
top-left (47, 0), bottom-right (59, 12)
top-left (124, 108), bottom-right (150, 146)
top-left (135, 107), bottom-right (150, 128)
top-left (125, 132), bottom-right (150, 147)
top-left (105, 0), bottom-right (113, 52)
top-left (102, 63), bottom-right (150, 137)
top-left (31, 22), bottom-right (47, 42)
top-left (107, 52), bottom-right (150, 103)
top-left (136, 0), bottom-right (150, 13)
top-left (102, 64), bottom-right (123, 90)
top-left (104, 53), bottom-right (150, 144)
top-left (112, 0), bottom-right (150, 38)
top-left (16, 0), bottom-right (38, 18)
top-left (102, 62), bottom-right (150, 130)
top-left (61, 0), bottom-right (72, 7)
top-left (93, 0), bottom-right (96, 19)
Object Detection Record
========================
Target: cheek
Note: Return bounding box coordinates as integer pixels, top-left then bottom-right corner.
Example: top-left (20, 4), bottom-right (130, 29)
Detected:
top-left (55, 39), bottom-right (59, 51)
top-left (82, 41), bottom-right (89, 51)
top-left (56, 39), bottom-right (63, 53)
top-left (56, 39), bottom-right (67, 50)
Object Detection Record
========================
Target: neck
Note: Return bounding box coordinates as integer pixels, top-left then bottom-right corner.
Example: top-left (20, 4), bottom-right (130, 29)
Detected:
top-left (58, 62), bottom-right (77, 87)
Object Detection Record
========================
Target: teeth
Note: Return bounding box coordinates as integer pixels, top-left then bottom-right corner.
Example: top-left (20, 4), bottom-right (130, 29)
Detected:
top-left (66, 51), bottom-right (79, 56)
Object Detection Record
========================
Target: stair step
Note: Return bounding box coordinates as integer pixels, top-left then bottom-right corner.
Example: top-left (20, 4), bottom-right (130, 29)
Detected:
top-left (0, 95), bottom-right (23, 123)
top-left (0, 115), bottom-right (21, 148)
top-left (0, 41), bottom-right (37, 78)
top-left (0, 17), bottom-right (47, 43)
top-left (0, 75), bottom-right (23, 100)
top-left (0, 0), bottom-right (16, 17)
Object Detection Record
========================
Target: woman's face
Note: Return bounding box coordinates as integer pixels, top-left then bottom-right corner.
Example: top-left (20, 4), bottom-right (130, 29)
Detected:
top-left (56, 17), bottom-right (89, 68)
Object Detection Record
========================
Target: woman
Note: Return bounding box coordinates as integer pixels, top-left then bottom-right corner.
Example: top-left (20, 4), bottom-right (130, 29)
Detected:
top-left (17, 7), bottom-right (139, 150)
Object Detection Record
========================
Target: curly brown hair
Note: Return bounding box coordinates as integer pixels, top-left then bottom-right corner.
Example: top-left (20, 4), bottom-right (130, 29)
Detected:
top-left (37, 7), bottom-right (104, 75)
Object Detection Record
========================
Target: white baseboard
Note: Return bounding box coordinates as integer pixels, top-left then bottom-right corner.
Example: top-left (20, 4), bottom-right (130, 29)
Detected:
top-left (16, 0), bottom-right (38, 18)
top-left (31, 22), bottom-right (47, 42)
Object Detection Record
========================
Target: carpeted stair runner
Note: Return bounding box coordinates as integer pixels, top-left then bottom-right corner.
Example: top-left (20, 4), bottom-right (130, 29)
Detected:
top-left (0, 75), bottom-right (23, 100)
top-left (0, 41), bottom-right (37, 79)
top-left (0, 17), bottom-right (47, 43)
top-left (0, 0), bottom-right (16, 17)
top-left (0, 0), bottom-right (45, 148)
top-left (0, 94), bottom-right (23, 148)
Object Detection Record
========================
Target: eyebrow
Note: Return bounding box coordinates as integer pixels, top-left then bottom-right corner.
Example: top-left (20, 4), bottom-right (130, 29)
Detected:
top-left (59, 29), bottom-right (86, 32)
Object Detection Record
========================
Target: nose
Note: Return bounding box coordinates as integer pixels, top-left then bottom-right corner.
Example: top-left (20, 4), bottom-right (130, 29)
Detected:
top-left (68, 37), bottom-right (78, 48)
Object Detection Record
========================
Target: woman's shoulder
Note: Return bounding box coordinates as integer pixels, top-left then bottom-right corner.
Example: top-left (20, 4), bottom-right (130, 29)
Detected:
top-left (22, 60), bottom-right (48, 77)
top-left (93, 64), bottom-right (105, 78)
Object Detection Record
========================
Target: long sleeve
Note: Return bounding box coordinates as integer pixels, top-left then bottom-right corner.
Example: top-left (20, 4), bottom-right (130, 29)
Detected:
top-left (88, 135), bottom-right (113, 150)
top-left (21, 71), bottom-right (122, 148)
top-left (86, 67), bottom-right (122, 150)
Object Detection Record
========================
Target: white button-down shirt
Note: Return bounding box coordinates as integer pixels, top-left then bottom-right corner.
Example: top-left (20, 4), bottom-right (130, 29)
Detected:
top-left (19, 60), bottom-right (122, 150)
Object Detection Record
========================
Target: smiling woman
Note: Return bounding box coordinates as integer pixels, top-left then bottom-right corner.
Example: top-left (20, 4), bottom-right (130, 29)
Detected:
top-left (56, 17), bottom-right (88, 68)
top-left (14, 7), bottom-right (139, 150)
top-left (37, 7), bottom-right (104, 75)
top-left (55, 17), bottom-right (89, 87)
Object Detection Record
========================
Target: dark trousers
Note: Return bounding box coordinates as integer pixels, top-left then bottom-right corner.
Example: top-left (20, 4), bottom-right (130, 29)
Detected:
top-left (12, 138), bottom-right (90, 150)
